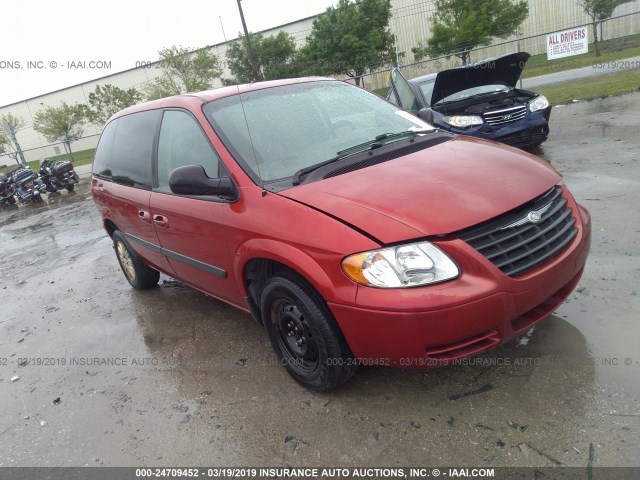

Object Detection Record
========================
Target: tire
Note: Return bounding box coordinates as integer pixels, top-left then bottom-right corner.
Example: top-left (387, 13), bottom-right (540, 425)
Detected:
top-left (7, 196), bottom-right (16, 205)
top-left (66, 184), bottom-right (75, 192)
top-left (112, 230), bottom-right (160, 290)
top-left (261, 274), bottom-right (357, 391)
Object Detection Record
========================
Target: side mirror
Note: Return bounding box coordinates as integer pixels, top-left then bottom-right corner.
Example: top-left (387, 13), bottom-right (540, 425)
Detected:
top-left (169, 165), bottom-right (235, 198)
top-left (417, 108), bottom-right (434, 123)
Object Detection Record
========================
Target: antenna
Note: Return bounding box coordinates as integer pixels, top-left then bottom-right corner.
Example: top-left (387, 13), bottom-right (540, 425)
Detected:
top-left (234, 85), bottom-right (266, 194)
top-left (236, 0), bottom-right (261, 82)
top-left (219, 16), bottom-right (227, 42)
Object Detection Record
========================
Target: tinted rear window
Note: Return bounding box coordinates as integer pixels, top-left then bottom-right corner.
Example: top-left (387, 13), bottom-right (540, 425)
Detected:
top-left (101, 110), bottom-right (160, 188)
top-left (93, 120), bottom-right (118, 178)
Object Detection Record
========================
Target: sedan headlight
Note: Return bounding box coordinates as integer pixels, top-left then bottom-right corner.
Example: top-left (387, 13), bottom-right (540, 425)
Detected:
top-left (529, 95), bottom-right (549, 112)
top-left (442, 115), bottom-right (483, 128)
top-left (342, 241), bottom-right (459, 288)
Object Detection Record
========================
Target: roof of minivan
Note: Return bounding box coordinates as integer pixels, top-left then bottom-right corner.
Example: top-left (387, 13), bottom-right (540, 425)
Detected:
top-left (109, 76), bottom-right (333, 122)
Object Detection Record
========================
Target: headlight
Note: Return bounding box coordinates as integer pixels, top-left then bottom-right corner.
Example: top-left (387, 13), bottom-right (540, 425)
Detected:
top-left (442, 115), bottom-right (483, 128)
top-left (342, 241), bottom-right (459, 288)
top-left (529, 95), bottom-right (549, 112)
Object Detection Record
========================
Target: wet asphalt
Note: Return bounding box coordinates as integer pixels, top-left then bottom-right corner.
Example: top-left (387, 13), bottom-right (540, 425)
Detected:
top-left (0, 94), bottom-right (638, 468)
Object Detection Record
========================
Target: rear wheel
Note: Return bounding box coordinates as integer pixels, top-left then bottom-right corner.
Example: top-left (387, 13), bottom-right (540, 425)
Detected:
top-left (7, 196), bottom-right (16, 205)
top-left (113, 230), bottom-right (159, 290)
top-left (261, 274), bottom-right (357, 391)
top-left (66, 184), bottom-right (75, 192)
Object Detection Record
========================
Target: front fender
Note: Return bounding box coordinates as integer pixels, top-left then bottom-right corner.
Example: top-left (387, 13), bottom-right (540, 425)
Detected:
top-left (233, 238), bottom-right (358, 306)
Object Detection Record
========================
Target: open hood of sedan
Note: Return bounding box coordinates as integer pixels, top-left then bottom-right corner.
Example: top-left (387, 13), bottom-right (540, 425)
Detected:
top-left (430, 52), bottom-right (530, 105)
top-left (278, 136), bottom-right (559, 244)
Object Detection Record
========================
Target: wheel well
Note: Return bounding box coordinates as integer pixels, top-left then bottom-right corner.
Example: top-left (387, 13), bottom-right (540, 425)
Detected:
top-left (244, 259), bottom-right (316, 324)
top-left (103, 219), bottom-right (118, 238)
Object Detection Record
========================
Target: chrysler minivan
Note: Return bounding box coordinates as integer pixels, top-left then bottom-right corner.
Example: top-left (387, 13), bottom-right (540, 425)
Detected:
top-left (91, 78), bottom-right (591, 391)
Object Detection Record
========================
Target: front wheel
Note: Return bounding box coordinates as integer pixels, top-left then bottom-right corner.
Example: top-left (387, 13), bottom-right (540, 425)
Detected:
top-left (113, 230), bottom-right (160, 290)
top-left (261, 274), bottom-right (357, 391)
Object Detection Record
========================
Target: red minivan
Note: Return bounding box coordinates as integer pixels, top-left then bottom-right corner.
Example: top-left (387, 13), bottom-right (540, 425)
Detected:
top-left (91, 78), bottom-right (590, 390)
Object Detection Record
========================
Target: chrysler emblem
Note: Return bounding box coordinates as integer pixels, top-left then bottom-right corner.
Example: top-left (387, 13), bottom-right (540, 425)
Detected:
top-left (500, 202), bottom-right (551, 230)
top-left (527, 211), bottom-right (542, 223)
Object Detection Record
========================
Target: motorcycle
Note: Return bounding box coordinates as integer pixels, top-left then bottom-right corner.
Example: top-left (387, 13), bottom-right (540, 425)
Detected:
top-left (11, 167), bottom-right (47, 203)
top-left (0, 173), bottom-right (17, 206)
top-left (39, 158), bottom-right (80, 192)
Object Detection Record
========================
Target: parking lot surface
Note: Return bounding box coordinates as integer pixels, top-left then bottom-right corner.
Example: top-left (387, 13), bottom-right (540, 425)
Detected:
top-left (1, 93), bottom-right (639, 468)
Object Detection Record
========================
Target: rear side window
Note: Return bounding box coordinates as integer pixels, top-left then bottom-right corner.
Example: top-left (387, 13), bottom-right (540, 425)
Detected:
top-left (157, 110), bottom-right (220, 188)
top-left (93, 120), bottom-right (118, 178)
top-left (110, 110), bottom-right (160, 188)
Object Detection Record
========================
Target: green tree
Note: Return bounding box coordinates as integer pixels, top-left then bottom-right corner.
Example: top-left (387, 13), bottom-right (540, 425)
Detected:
top-left (33, 103), bottom-right (85, 162)
top-left (82, 84), bottom-right (142, 125)
top-left (0, 113), bottom-right (26, 165)
top-left (146, 46), bottom-right (222, 100)
top-left (578, 0), bottom-right (634, 56)
top-left (224, 31), bottom-right (301, 84)
top-left (412, 0), bottom-right (529, 65)
top-left (0, 131), bottom-right (12, 162)
top-left (301, 0), bottom-right (396, 87)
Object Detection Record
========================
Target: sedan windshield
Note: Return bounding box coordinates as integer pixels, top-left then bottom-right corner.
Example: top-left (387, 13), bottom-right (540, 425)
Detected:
top-left (204, 81), bottom-right (433, 183)
top-left (435, 84), bottom-right (511, 105)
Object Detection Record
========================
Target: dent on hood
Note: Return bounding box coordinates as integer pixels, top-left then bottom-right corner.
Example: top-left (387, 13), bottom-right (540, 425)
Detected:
top-left (279, 136), bottom-right (560, 244)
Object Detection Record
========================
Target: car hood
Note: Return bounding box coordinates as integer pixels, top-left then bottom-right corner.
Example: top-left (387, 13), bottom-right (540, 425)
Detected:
top-left (430, 52), bottom-right (530, 105)
top-left (278, 136), bottom-right (560, 244)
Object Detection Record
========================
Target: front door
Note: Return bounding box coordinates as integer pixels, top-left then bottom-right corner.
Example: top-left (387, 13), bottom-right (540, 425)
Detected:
top-left (390, 68), bottom-right (421, 114)
top-left (149, 109), bottom-right (239, 305)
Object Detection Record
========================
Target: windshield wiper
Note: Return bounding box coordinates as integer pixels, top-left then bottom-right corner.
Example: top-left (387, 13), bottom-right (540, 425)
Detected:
top-left (292, 130), bottom-right (432, 185)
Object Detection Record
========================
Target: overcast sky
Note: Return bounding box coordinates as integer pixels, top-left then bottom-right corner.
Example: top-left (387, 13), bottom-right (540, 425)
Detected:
top-left (0, 0), bottom-right (337, 107)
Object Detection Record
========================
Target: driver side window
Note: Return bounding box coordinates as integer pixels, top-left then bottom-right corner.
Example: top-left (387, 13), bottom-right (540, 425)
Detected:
top-left (157, 110), bottom-right (220, 188)
top-left (391, 69), bottom-right (420, 113)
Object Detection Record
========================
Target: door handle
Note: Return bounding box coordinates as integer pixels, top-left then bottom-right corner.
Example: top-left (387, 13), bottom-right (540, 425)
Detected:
top-left (153, 214), bottom-right (169, 228)
top-left (138, 210), bottom-right (151, 223)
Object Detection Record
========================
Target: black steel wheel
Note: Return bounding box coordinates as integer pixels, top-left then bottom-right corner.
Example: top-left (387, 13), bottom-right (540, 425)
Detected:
top-left (112, 230), bottom-right (159, 290)
top-left (261, 274), bottom-right (357, 391)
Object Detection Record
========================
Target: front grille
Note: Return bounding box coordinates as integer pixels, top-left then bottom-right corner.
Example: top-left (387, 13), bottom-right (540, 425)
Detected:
top-left (500, 131), bottom-right (547, 147)
top-left (458, 187), bottom-right (577, 276)
top-left (483, 105), bottom-right (527, 125)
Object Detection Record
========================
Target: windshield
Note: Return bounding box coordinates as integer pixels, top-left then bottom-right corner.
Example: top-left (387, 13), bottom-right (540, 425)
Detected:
top-left (203, 81), bottom-right (433, 183)
top-left (434, 84), bottom-right (511, 105)
top-left (417, 80), bottom-right (435, 106)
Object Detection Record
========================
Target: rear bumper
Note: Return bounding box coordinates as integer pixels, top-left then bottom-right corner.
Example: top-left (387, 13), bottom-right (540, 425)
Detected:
top-left (329, 199), bottom-right (591, 367)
